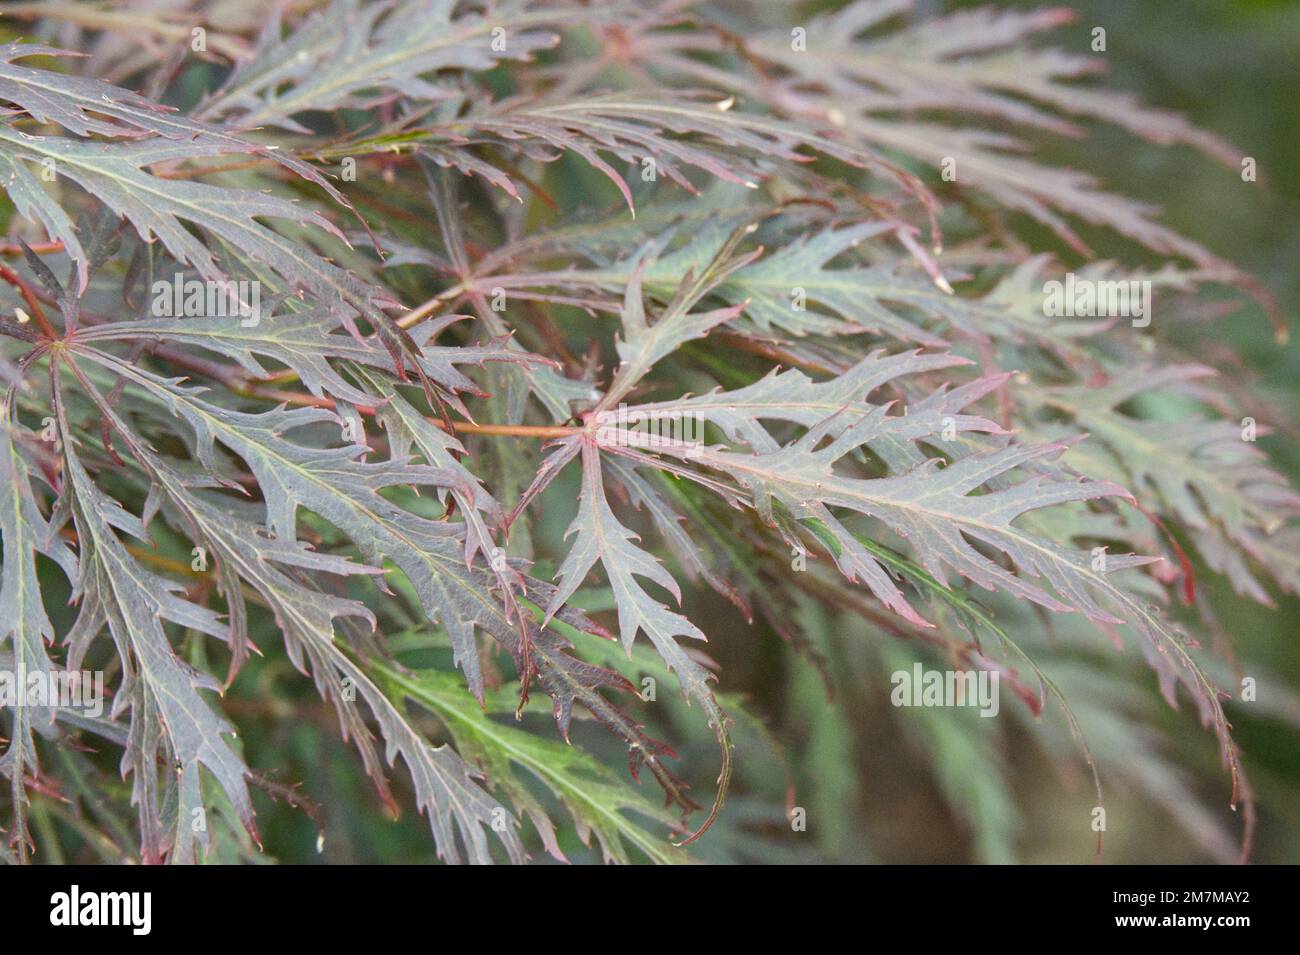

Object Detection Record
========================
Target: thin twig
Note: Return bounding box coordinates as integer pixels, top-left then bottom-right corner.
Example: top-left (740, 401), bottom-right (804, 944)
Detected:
top-left (0, 240), bottom-right (65, 256)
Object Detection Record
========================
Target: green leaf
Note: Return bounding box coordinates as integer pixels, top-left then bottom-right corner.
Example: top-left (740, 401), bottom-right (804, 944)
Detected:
top-left (376, 664), bottom-right (689, 864)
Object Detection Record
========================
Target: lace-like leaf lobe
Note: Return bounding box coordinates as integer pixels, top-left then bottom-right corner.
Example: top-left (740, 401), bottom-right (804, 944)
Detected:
top-left (0, 425), bottom-right (79, 854)
top-left (53, 380), bottom-right (254, 865)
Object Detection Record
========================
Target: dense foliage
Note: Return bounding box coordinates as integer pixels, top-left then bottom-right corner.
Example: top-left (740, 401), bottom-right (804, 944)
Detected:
top-left (0, 0), bottom-right (1294, 864)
